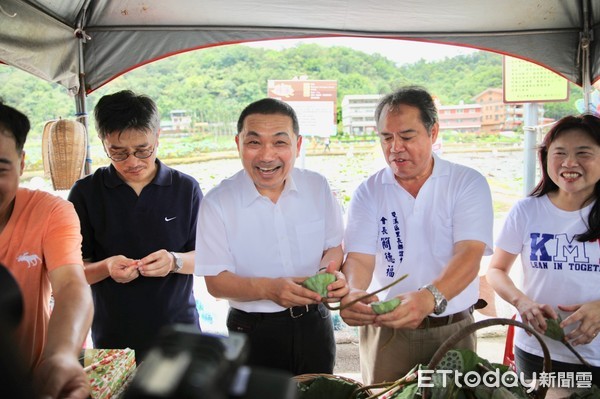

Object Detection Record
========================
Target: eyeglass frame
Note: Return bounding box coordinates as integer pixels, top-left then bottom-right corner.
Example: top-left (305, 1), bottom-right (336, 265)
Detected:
top-left (103, 145), bottom-right (156, 162)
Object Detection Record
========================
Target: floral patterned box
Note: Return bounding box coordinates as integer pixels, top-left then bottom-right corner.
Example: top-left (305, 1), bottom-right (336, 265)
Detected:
top-left (84, 348), bottom-right (136, 399)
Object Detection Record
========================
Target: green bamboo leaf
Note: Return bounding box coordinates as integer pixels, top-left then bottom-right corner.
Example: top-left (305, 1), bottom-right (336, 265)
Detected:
top-left (302, 273), bottom-right (336, 298)
top-left (370, 297), bottom-right (401, 314)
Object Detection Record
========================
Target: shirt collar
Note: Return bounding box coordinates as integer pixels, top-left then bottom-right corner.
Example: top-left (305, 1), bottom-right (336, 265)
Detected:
top-left (431, 153), bottom-right (449, 178)
top-left (104, 159), bottom-right (170, 188)
top-left (152, 160), bottom-right (172, 186)
top-left (240, 169), bottom-right (298, 207)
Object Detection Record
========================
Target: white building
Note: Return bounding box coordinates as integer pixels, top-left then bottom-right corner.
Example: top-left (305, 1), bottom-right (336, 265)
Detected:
top-left (341, 94), bottom-right (382, 135)
top-left (170, 110), bottom-right (192, 132)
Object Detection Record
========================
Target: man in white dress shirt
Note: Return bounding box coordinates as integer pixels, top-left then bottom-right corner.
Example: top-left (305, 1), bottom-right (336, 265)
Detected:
top-left (195, 98), bottom-right (347, 375)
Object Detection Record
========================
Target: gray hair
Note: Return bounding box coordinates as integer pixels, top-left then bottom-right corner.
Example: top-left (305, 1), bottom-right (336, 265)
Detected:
top-left (375, 86), bottom-right (438, 134)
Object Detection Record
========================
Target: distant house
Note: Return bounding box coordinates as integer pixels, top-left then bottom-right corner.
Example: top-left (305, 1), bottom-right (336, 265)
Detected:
top-left (342, 94), bottom-right (483, 135)
top-left (437, 101), bottom-right (482, 133)
top-left (341, 94), bottom-right (381, 135)
top-left (473, 88), bottom-right (544, 134)
top-left (342, 90), bottom-right (547, 137)
top-left (170, 110), bottom-right (192, 132)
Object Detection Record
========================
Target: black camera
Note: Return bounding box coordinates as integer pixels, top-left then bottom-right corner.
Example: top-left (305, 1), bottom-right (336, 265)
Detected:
top-left (124, 325), bottom-right (297, 399)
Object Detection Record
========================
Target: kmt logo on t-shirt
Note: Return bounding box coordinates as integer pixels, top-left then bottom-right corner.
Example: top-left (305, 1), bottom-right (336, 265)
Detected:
top-left (529, 233), bottom-right (599, 272)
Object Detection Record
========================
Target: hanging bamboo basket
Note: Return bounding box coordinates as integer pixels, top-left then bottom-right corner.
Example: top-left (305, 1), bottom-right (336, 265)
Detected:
top-left (46, 118), bottom-right (87, 190)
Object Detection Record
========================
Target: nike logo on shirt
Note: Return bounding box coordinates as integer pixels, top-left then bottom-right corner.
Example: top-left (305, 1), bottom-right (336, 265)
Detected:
top-left (165, 216), bottom-right (177, 222)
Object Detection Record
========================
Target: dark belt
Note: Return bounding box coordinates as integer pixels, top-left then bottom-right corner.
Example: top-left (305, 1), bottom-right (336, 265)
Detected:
top-left (231, 304), bottom-right (320, 320)
top-left (417, 306), bottom-right (474, 329)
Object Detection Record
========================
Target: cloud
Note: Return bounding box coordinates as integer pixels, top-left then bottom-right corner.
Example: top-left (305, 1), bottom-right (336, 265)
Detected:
top-left (243, 37), bottom-right (477, 66)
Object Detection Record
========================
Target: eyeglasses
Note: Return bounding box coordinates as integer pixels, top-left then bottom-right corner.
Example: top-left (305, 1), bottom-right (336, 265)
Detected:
top-left (105, 146), bottom-right (155, 162)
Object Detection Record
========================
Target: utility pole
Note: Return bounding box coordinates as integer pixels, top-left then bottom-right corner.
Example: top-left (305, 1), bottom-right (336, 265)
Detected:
top-left (522, 103), bottom-right (539, 196)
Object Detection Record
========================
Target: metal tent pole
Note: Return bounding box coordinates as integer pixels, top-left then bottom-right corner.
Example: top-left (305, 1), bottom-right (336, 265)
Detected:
top-left (581, 0), bottom-right (593, 112)
top-left (74, 0), bottom-right (93, 175)
top-left (74, 71), bottom-right (91, 175)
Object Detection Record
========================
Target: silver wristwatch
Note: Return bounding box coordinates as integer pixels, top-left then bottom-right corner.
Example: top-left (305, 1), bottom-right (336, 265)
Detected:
top-left (421, 284), bottom-right (448, 315)
top-left (170, 252), bottom-right (183, 273)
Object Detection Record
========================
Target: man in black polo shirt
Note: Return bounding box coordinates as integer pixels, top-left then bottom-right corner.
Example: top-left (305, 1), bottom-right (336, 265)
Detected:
top-left (68, 90), bottom-right (202, 362)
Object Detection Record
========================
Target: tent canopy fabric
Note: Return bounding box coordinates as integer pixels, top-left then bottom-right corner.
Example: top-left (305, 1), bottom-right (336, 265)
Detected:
top-left (0, 0), bottom-right (598, 96)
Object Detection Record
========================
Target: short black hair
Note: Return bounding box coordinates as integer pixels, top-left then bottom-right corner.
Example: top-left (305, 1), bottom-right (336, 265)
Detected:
top-left (0, 100), bottom-right (30, 153)
top-left (237, 98), bottom-right (299, 135)
top-left (375, 86), bottom-right (438, 134)
top-left (94, 90), bottom-right (160, 140)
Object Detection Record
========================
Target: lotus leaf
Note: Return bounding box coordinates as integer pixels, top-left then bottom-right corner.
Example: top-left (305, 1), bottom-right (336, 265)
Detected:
top-left (296, 375), bottom-right (369, 399)
top-left (490, 387), bottom-right (519, 399)
top-left (544, 316), bottom-right (565, 341)
top-left (302, 273), bottom-right (336, 298)
top-left (568, 384), bottom-right (600, 398)
top-left (370, 298), bottom-right (401, 314)
top-left (542, 315), bottom-right (592, 368)
top-left (389, 383), bottom-right (419, 398)
top-left (373, 349), bottom-right (531, 399)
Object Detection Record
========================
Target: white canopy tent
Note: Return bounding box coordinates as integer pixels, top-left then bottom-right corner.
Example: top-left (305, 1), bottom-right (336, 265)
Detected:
top-left (0, 0), bottom-right (598, 184)
top-left (1, 0), bottom-right (598, 95)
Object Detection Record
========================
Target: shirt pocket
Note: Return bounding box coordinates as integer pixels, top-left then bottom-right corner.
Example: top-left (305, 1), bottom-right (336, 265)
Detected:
top-left (295, 220), bottom-right (325, 268)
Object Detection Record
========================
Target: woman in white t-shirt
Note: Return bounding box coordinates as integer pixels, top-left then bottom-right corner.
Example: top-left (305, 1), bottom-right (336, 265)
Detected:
top-left (487, 114), bottom-right (600, 385)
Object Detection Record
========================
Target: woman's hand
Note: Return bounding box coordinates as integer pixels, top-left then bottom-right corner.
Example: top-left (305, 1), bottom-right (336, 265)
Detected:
top-left (559, 300), bottom-right (600, 346)
top-left (514, 296), bottom-right (557, 335)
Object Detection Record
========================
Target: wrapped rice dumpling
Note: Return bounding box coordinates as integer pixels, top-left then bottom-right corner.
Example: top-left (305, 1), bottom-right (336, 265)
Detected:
top-left (370, 297), bottom-right (401, 314)
top-left (302, 273), bottom-right (336, 298)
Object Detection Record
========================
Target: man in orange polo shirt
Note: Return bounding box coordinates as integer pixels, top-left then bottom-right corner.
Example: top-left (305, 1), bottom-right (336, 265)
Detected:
top-left (0, 101), bottom-right (93, 399)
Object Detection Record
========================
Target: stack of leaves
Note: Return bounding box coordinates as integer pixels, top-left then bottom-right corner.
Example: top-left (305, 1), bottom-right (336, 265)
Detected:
top-left (426, 349), bottom-right (529, 399)
top-left (369, 349), bottom-right (531, 399)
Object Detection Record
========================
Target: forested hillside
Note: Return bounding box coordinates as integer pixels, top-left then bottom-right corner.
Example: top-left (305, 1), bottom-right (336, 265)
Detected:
top-left (0, 43), bottom-right (580, 137)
